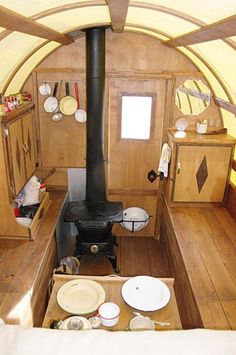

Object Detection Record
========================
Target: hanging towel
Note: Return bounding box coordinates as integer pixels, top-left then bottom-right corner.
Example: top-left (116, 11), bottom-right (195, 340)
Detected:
top-left (158, 143), bottom-right (171, 178)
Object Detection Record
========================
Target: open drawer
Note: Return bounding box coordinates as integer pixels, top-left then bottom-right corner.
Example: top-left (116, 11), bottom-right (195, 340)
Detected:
top-left (0, 191), bottom-right (51, 240)
top-left (28, 191), bottom-right (51, 239)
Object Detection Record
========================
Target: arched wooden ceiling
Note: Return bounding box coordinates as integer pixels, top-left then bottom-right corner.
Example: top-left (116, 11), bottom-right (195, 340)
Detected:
top-left (0, 0), bottom-right (236, 130)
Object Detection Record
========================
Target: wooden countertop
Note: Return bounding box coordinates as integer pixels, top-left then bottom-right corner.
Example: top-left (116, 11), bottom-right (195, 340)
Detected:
top-left (167, 129), bottom-right (236, 145)
top-left (0, 189), bottom-right (67, 326)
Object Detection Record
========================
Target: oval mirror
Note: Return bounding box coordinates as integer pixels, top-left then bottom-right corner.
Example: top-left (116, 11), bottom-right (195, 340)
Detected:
top-left (175, 79), bottom-right (211, 116)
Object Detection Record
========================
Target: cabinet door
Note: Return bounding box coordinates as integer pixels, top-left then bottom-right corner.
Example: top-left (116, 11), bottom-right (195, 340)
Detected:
top-left (22, 112), bottom-right (36, 179)
top-left (173, 145), bottom-right (232, 202)
top-left (8, 118), bottom-right (26, 195)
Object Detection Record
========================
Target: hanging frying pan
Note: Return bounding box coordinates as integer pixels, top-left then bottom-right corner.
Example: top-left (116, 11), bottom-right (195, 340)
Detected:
top-left (74, 82), bottom-right (87, 123)
top-left (43, 82), bottom-right (59, 113)
top-left (52, 81), bottom-right (63, 122)
top-left (59, 82), bottom-right (77, 116)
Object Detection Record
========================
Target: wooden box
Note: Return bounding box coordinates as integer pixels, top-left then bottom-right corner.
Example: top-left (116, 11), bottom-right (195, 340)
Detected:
top-left (0, 190), bottom-right (51, 240)
top-left (28, 191), bottom-right (51, 239)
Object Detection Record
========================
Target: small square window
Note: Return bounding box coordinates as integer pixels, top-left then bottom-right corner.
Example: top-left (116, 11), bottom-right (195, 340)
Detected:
top-left (121, 95), bottom-right (153, 140)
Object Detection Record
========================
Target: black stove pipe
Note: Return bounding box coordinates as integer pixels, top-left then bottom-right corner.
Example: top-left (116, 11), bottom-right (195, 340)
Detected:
top-left (86, 27), bottom-right (106, 202)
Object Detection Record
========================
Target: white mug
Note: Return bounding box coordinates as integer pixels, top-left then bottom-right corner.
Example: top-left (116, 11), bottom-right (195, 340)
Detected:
top-left (129, 315), bottom-right (154, 331)
top-left (196, 120), bottom-right (208, 134)
top-left (98, 302), bottom-right (120, 327)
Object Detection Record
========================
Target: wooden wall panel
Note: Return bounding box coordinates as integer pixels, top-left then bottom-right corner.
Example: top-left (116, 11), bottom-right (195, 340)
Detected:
top-left (171, 75), bottom-right (222, 130)
top-left (107, 78), bottom-right (166, 191)
top-left (30, 31), bottom-right (202, 176)
top-left (107, 77), bottom-right (167, 238)
top-left (36, 71), bottom-right (86, 168)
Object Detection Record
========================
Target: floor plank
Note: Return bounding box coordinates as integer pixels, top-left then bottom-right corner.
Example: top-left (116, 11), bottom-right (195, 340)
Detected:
top-left (78, 237), bottom-right (170, 277)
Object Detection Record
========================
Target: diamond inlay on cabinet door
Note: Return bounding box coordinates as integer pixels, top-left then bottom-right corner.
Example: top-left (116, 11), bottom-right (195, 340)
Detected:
top-left (196, 155), bottom-right (208, 193)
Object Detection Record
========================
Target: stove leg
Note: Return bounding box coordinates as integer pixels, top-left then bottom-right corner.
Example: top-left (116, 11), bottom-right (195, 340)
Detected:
top-left (112, 233), bottom-right (119, 247)
top-left (106, 254), bottom-right (119, 273)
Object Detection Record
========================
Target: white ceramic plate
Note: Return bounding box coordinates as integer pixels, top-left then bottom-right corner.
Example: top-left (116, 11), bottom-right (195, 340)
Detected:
top-left (43, 96), bottom-right (58, 113)
top-left (175, 117), bottom-right (188, 131)
top-left (59, 316), bottom-right (92, 330)
top-left (121, 276), bottom-right (170, 311)
top-left (57, 279), bottom-right (106, 314)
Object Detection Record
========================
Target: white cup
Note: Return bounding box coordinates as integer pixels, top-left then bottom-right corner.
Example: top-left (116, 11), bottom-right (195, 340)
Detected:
top-left (98, 302), bottom-right (120, 327)
top-left (196, 121), bottom-right (208, 134)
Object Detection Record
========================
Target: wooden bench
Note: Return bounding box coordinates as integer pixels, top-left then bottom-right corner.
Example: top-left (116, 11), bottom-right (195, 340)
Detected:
top-left (161, 199), bottom-right (236, 329)
top-left (0, 190), bottom-right (67, 327)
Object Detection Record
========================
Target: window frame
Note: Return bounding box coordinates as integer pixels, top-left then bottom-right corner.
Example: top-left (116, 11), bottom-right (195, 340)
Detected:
top-left (118, 92), bottom-right (156, 143)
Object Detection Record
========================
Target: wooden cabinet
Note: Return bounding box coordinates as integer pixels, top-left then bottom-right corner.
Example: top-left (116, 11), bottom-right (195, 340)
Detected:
top-left (6, 110), bottom-right (36, 197)
top-left (166, 129), bottom-right (236, 204)
top-left (0, 103), bottom-right (50, 240)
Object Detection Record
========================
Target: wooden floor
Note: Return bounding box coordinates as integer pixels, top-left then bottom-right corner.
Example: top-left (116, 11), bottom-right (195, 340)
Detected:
top-left (78, 237), bottom-right (170, 277)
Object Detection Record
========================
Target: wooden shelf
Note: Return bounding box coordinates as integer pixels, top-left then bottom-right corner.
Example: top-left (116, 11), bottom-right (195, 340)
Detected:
top-left (167, 129), bottom-right (236, 145)
top-left (1, 102), bottom-right (34, 124)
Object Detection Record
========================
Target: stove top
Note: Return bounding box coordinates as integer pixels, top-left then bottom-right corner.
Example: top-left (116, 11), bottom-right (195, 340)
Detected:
top-left (64, 200), bottom-right (123, 223)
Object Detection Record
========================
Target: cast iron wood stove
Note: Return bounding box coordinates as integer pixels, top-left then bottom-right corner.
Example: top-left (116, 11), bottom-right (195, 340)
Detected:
top-left (64, 27), bottom-right (123, 273)
top-left (64, 201), bottom-right (123, 273)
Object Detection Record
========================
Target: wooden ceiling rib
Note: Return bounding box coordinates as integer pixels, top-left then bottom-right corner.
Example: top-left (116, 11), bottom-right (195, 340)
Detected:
top-left (165, 14), bottom-right (236, 47)
top-left (213, 96), bottom-right (236, 115)
top-left (107, 0), bottom-right (129, 32)
top-left (0, 6), bottom-right (73, 45)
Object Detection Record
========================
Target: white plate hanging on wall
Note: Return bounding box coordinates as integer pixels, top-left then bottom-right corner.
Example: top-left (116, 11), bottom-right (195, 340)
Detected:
top-left (43, 82), bottom-right (59, 113)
